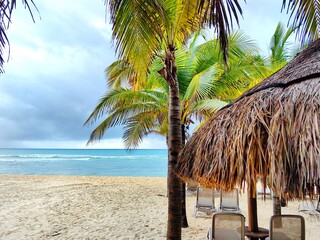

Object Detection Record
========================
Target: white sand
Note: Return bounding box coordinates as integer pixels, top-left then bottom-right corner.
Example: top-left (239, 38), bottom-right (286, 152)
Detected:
top-left (0, 175), bottom-right (319, 239)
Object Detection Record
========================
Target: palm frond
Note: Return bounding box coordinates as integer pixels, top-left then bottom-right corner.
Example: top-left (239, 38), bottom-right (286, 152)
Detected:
top-left (106, 60), bottom-right (136, 89)
top-left (175, 47), bottom-right (194, 95)
top-left (87, 100), bottom-right (166, 143)
top-left (0, 0), bottom-right (38, 74)
top-left (269, 22), bottom-right (297, 67)
top-left (123, 111), bottom-right (167, 149)
top-left (214, 55), bottom-right (270, 100)
top-left (105, 0), bottom-right (165, 81)
top-left (171, 1), bottom-right (200, 47)
top-left (84, 88), bottom-right (167, 126)
top-left (187, 28), bottom-right (208, 50)
top-left (227, 31), bottom-right (260, 59)
top-left (182, 98), bottom-right (227, 124)
top-left (147, 55), bottom-right (169, 91)
top-left (197, 0), bottom-right (244, 63)
top-left (191, 98), bottom-right (227, 114)
top-left (85, 87), bottom-right (168, 144)
top-left (183, 63), bottom-right (222, 102)
top-left (282, 0), bottom-right (320, 43)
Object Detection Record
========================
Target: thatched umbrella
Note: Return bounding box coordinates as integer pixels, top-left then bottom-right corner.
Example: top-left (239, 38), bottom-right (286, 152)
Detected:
top-left (175, 39), bottom-right (320, 234)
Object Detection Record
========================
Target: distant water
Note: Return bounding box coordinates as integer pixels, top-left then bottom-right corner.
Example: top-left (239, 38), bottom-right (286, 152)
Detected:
top-left (0, 148), bottom-right (168, 177)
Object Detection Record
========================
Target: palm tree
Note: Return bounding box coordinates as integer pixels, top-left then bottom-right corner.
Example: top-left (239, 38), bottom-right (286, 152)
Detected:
top-left (103, 2), bottom-right (212, 238)
top-left (85, 29), bottom-right (268, 236)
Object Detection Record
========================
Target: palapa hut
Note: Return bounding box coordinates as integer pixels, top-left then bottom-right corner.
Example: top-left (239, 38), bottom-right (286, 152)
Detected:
top-left (175, 39), bottom-right (320, 233)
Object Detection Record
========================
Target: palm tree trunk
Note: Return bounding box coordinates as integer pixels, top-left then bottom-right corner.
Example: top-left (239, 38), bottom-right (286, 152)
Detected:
top-left (181, 181), bottom-right (188, 228)
top-left (165, 45), bottom-right (182, 239)
top-left (181, 124), bottom-right (189, 228)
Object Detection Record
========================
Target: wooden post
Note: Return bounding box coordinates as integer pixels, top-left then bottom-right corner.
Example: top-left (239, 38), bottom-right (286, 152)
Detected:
top-left (273, 194), bottom-right (281, 215)
top-left (248, 185), bottom-right (259, 232)
top-left (273, 193), bottom-right (282, 228)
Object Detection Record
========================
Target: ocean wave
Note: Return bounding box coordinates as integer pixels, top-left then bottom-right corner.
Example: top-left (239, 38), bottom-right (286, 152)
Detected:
top-left (0, 154), bottom-right (165, 162)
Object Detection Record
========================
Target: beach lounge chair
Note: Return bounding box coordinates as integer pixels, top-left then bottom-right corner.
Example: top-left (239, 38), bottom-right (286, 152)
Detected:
top-left (269, 214), bottom-right (305, 240)
top-left (298, 198), bottom-right (320, 221)
top-left (186, 180), bottom-right (198, 193)
top-left (207, 212), bottom-right (245, 240)
top-left (194, 186), bottom-right (216, 218)
top-left (257, 185), bottom-right (272, 199)
top-left (218, 188), bottom-right (241, 213)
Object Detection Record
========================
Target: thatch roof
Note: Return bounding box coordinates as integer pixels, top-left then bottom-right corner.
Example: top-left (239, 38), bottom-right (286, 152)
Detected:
top-left (175, 39), bottom-right (320, 200)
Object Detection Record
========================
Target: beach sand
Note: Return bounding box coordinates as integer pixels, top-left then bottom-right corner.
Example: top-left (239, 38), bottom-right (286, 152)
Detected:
top-left (0, 175), bottom-right (319, 239)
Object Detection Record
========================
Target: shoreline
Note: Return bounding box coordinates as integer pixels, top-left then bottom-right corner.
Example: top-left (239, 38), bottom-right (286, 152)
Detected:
top-left (0, 175), bottom-right (319, 239)
top-left (0, 174), bottom-right (167, 179)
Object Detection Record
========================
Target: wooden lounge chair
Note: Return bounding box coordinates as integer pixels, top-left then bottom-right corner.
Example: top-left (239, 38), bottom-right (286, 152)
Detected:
top-left (207, 212), bottom-right (245, 240)
top-left (218, 188), bottom-right (241, 213)
top-left (194, 186), bottom-right (216, 218)
top-left (269, 214), bottom-right (305, 240)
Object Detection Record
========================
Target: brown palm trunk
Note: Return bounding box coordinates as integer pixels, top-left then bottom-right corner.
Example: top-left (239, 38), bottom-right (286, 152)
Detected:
top-left (181, 124), bottom-right (188, 228)
top-left (163, 45), bottom-right (182, 239)
top-left (181, 181), bottom-right (188, 228)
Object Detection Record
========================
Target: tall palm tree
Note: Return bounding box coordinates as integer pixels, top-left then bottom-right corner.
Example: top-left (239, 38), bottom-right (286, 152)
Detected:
top-left (85, 29), bottom-right (268, 236)
top-left (103, 2), bottom-right (210, 238)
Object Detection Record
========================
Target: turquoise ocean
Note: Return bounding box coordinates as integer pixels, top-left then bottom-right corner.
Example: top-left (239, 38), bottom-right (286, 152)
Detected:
top-left (0, 148), bottom-right (168, 177)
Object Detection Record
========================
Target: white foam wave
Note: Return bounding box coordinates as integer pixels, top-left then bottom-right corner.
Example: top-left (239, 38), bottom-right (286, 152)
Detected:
top-left (0, 153), bottom-right (165, 162)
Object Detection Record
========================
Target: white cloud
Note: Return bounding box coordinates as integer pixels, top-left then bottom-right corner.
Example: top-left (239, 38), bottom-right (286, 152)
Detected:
top-left (0, 0), bottom-right (300, 149)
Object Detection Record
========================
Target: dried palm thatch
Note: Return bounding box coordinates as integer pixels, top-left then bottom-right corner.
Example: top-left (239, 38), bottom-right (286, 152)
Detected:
top-left (175, 39), bottom-right (320, 200)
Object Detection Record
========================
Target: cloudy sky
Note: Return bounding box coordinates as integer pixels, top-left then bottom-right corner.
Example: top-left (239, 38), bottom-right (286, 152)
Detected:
top-left (0, 0), bottom-right (293, 149)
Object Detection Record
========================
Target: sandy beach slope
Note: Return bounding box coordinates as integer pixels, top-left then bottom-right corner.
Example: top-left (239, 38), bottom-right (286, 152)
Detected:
top-left (0, 175), bottom-right (319, 239)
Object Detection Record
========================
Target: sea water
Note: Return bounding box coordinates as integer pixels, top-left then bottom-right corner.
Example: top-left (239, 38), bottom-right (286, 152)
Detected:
top-left (0, 148), bottom-right (168, 177)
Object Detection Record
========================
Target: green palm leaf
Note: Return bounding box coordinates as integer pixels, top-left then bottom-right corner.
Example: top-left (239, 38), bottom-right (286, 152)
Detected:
top-left (0, 0), bottom-right (38, 74)
top-left (106, 60), bottom-right (137, 89)
top-left (191, 98), bottom-right (227, 114)
top-left (106, 0), bottom-right (165, 82)
top-left (282, 0), bottom-right (320, 43)
top-left (197, 0), bottom-right (244, 62)
top-left (183, 63), bottom-right (222, 102)
top-left (84, 87), bottom-right (167, 143)
top-left (270, 22), bottom-right (298, 67)
top-left (123, 111), bottom-right (167, 148)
